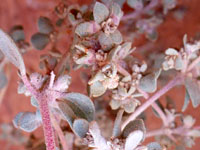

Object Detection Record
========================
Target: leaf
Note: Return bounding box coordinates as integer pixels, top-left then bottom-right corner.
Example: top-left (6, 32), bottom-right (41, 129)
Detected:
top-left (0, 29), bottom-right (26, 75)
top-left (10, 25), bottom-right (25, 42)
top-left (110, 99), bottom-right (121, 110)
top-left (38, 16), bottom-right (54, 34)
top-left (152, 100), bottom-right (165, 118)
top-left (93, 2), bottom-right (109, 24)
top-left (139, 69), bottom-right (161, 93)
top-left (89, 121), bottom-right (109, 149)
top-left (98, 32), bottom-right (113, 51)
top-left (185, 77), bottom-right (200, 108)
top-left (113, 0), bottom-right (126, 7)
top-left (75, 22), bottom-right (100, 37)
top-left (110, 30), bottom-right (123, 44)
top-left (108, 42), bottom-right (132, 61)
top-left (62, 93), bottom-right (95, 122)
top-left (182, 89), bottom-right (190, 112)
top-left (89, 81), bottom-right (106, 97)
top-left (0, 71), bottom-right (7, 89)
top-left (123, 100), bottom-right (138, 113)
top-left (31, 33), bottom-right (49, 50)
top-left (13, 112), bottom-right (42, 132)
top-left (122, 119), bottom-right (146, 139)
top-left (125, 130), bottom-right (144, 150)
top-left (147, 142), bottom-right (162, 150)
top-left (31, 96), bottom-right (39, 108)
top-left (72, 119), bottom-right (89, 138)
top-left (127, 0), bottom-right (144, 10)
top-left (58, 101), bottom-right (76, 127)
top-left (112, 109), bottom-right (124, 138)
top-left (110, 2), bottom-right (123, 19)
top-left (53, 75), bottom-right (71, 92)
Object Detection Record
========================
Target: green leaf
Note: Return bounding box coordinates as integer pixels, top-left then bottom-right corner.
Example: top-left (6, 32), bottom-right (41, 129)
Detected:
top-left (108, 42), bottom-right (132, 61)
top-left (75, 22), bottom-right (100, 37)
top-left (31, 33), bottom-right (49, 50)
top-left (31, 96), bottom-right (39, 108)
top-left (58, 101), bottom-right (76, 127)
top-left (139, 69), bottom-right (161, 93)
top-left (110, 30), bottom-right (123, 44)
top-left (110, 2), bottom-right (123, 19)
top-left (62, 93), bottom-right (95, 122)
top-left (0, 29), bottom-right (26, 75)
top-left (125, 130), bottom-right (144, 150)
top-left (10, 25), bottom-right (25, 42)
top-left (38, 16), bottom-right (54, 34)
top-left (89, 81), bottom-right (106, 97)
top-left (72, 119), bottom-right (89, 138)
top-left (182, 89), bottom-right (190, 112)
top-left (93, 2), bottom-right (109, 24)
top-left (13, 112), bottom-right (42, 132)
top-left (98, 32), bottom-right (113, 51)
top-left (122, 119), bottom-right (146, 139)
top-left (127, 0), bottom-right (144, 10)
top-left (185, 77), bottom-right (200, 108)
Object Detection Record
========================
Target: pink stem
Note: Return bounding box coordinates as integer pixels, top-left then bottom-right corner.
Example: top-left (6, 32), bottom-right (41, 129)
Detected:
top-left (122, 0), bottom-right (159, 21)
top-left (187, 55), bottom-right (200, 72)
top-left (51, 114), bottom-right (69, 150)
top-left (152, 103), bottom-right (168, 126)
top-left (121, 75), bottom-right (182, 130)
top-left (21, 75), bottom-right (56, 150)
top-left (38, 95), bottom-right (56, 150)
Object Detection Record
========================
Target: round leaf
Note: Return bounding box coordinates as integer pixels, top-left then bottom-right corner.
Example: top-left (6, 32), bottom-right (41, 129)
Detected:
top-left (38, 16), bottom-right (54, 34)
top-left (72, 119), bottom-right (89, 138)
top-left (93, 2), bottom-right (109, 24)
top-left (62, 93), bottom-right (95, 122)
top-left (31, 33), bottom-right (49, 50)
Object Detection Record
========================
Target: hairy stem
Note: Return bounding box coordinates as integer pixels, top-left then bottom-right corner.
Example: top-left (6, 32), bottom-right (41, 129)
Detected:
top-left (122, 75), bottom-right (182, 130)
top-left (51, 113), bottom-right (69, 150)
top-left (38, 94), bottom-right (56, 150)
top-left (21, 75), bottom-right (56, 150)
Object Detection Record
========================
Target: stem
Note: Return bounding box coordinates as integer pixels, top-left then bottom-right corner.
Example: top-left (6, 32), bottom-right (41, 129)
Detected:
top-left (187, 55), bottom-right (200, 72)
top-left (146, 128), bottom-right (166, 138)
top-left (122, 0), bottom-right (159, 21)
top-left (152, 103), bottom-right (168, 127)
top-left (116, 63), bottom-right (130, 76)
top-left (51, 114), bottom-right (69, 150)
top-left (38, 94), bottom-right (56, 150)
top-left (21, 75), bottom-right (56, 150)
top-left (121, 75), bottom-right (182, 130)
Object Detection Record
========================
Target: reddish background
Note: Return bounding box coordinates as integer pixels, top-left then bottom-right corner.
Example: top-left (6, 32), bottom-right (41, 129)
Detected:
top-left (0, 0), bottom-right (200, 149)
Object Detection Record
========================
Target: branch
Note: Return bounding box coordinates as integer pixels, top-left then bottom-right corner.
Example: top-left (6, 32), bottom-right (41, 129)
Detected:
top-left (122, 75), bottom-right (182, 130)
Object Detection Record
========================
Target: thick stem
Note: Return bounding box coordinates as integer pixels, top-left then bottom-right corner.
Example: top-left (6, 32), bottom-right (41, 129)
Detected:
top-left (122, 75), bottom-right (182, 130)
top-left (21, 75), bottom-right (56, 150)
top-left (37, 94), bottom-right (56, 150)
